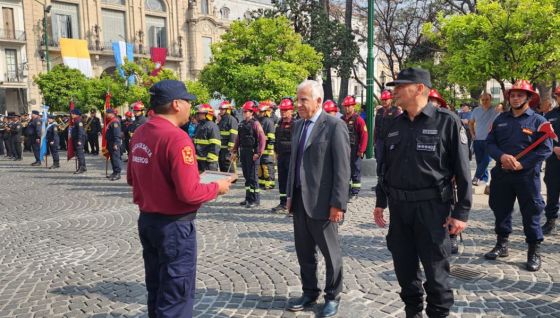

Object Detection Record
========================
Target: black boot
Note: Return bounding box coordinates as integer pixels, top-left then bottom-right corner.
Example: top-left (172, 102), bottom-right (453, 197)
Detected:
top-left (542, 218), bottom-right (557, 235)
top-left (49, 162), bottom-right (60, 169)
top-left (526, 243), bottom-right (541, 272)
top-left (484, 236), bottom-right (509, 260)
top-left (110, 173), bottom-right (121, 181)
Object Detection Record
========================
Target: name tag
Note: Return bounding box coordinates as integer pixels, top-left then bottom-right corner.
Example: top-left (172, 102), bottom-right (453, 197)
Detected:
top-left (497, 123), bottom-right (508, 127)
top-left (417, 143), bottom-right (436, 152)
top-left (388, 131), bottom-right (399, 138)
top-left (422, 129), bottom-right (438, 135)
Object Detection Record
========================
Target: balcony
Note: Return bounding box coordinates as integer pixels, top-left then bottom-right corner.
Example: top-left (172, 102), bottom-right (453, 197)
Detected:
top-left (0, 29), bottom-right (26, 43)
top-left (5, 71), bottom-right (21, 82)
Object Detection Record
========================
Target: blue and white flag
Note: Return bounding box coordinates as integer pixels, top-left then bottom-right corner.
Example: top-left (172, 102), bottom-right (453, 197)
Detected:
top-left (112, 41), bottom-right (135, 85)
top-left (39, 105), bottom-right (49, 160)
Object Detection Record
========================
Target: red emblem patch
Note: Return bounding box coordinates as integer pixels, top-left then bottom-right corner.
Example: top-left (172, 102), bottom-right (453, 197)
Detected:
top-left (182, 146), bottom-right (195, 165)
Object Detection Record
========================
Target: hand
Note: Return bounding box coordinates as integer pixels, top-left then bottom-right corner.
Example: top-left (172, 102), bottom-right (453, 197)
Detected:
top-left (357, 151), bottom-right (364, 158)
top-left (113, 145), bottom-right (118, 151)
top-left (36, 139), bottom-right (40, 144)
top-left (373, 207), bottom-right (386, 228)
top-left (329, 207), bottom-right (344, 223)
top-left (500, 154), bottom-right (518, 170)
top-left (49, 141), bottom-right (53, 145)
top-left (554, 146), bottom-right (560, 159)
top-left (252, 154), bottom-right (260, 161)
top-left (444, 217), bottom-right (467, 235)
top-left (215, 178), bottom-right (232, 195)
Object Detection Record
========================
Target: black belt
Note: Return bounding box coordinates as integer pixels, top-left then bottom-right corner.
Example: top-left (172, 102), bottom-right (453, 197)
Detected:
top-left (140, 210), bottom-right (197, 221)
top-left (387, 186), bottom-right (448, 202)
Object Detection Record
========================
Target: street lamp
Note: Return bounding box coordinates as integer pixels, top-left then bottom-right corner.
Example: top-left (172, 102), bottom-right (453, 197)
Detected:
top-left (43, 4), bottom-right (51, 71)
top-left (365, 0), bottom-right (375, 159)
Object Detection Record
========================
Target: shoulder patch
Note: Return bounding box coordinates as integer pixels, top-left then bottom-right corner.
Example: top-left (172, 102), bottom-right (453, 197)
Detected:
top-left (79, 122), bottom-right (83, 127)
top-left (182, 146), bottom-right (195, 165)
top-left (460, 126), bottom-right (468, 144)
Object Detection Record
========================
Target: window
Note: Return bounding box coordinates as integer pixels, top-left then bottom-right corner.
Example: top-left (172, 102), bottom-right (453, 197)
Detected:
top-left (51, 2), bottom-right (80, 42)
top-left (220, 6), bottom-right (230, 19)
top-left (146, 16), bottom-right (166, 48)
top-left (490, 87), bottom-right (501, 95)
top-left (145, 0), bottom-right (165, 12)
top-left (102, 9), bottom-right (126, 47)
top-left (202, 36), bottom-right (212, 64)
top-left (101, 0), bottom-right (125, 5)
top-left (201, 0), bottom-right (208, 15)
top-left (5, 49), bottom-right (18, 81)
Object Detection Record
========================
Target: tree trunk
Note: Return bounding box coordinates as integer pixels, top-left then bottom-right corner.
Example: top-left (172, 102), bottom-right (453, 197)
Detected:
top-left (337, 0), bottom-right (353, 105)
top-left (535, 82), bottom-right (552, 102)
top-left (323, 69), bottom-right (334, 101)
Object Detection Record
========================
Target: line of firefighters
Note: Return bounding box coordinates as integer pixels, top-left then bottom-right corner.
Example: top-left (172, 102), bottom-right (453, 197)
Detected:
top-left (190, 95), bottom-right (369, 212)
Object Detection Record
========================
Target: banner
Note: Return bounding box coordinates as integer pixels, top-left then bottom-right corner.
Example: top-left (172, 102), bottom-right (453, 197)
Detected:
top-left (60, 39), bottom-right (93, 78)
top-left (150, 47), bottom-right (167, 76)
top-left (39, 105), bottom-right (49, 160)
top-left (112, 41), bottom-right (135, 85)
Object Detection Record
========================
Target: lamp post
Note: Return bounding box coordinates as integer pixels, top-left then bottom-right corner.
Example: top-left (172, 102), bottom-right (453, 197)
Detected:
top-left (42, 4), bottom-right (51, 71)
top-left (365, 0), bottom-right (375, 159)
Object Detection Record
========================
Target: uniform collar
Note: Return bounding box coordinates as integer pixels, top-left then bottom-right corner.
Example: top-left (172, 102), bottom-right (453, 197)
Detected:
top-left (506, 107), bottom-right (534, 117)
top-left (403, 102), bottom-right (436, 119)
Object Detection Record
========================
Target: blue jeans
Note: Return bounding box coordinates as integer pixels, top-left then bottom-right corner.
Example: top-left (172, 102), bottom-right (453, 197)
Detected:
top-left (473, 140), bottom-right (490, 182)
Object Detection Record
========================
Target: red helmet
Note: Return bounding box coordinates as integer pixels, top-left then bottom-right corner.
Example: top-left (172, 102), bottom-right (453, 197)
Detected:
top-left (131, 101), bottom-right (144, 111)
top-left (242, 101), bottom-right (257, 112)
top-left (278, 98), bottom-right (294, 111)
top-left (219, 100), bottom-right (233, 110)
top-left (323, 100), bottom-right (338, 113)
top-left (342, 95), bottom-right (357, 107)
top-left (196, 104), bottom-right (214, 115)
top-left (258, 100), bottom-right (273, 112)
top-left (428, 89), bottom-right (448, 108)
top-left (380, 90), bottom-right (393, 101)
top-left (506, 80), bottom-right (540, 108)
top-left (125, 111), bottom-right (133, 118)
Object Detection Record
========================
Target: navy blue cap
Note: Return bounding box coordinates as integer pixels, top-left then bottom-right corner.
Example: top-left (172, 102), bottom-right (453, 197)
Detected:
top-left (71, 109), bottom-right (81, 116)
top-left (31, 110), bottom-right (40, 115)
top-left (149, 80), bottom-right (196, 108)
top-left (386, 67), bottom-right (432, 88)
top-left (106, 108), bottom-right (115, 114)
top-left (47, 114), bottom-right (55, 119)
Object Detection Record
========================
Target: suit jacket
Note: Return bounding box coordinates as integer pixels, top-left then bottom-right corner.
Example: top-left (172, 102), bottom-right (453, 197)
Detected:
top-left (287, 111), bottom-right (351, 219)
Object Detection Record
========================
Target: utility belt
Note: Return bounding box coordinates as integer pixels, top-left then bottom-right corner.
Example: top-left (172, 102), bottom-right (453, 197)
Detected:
top-left (386, 182), bottom-right (452, 202)
top-left (140, 210), bottom-right (197, 221)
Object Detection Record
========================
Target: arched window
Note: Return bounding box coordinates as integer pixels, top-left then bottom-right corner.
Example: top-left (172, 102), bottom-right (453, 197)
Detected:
top-left (220, 6), bottom-right (230, 19)
top-left (145, 0), bottom-right (165, 12)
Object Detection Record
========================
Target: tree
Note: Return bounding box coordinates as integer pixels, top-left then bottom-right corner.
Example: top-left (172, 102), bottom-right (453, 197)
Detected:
top-left (425, 0), bottom-right (560, 98)
top-left (185, 80), bottom-right (210, 105)
top-left (199, 17), bottom-right (322, 104)
top-left (33, 64), bottom-right (88, 112)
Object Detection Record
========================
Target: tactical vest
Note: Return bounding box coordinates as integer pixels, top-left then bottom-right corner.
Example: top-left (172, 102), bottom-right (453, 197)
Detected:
top-left (238, 119), bottom-right (257, 149)
top-left (275, 118), bottom-right (293, 154)
top-left (218, 114), bottom-right (236, 146)
top-left (345, 113), bottom-right (358, 147)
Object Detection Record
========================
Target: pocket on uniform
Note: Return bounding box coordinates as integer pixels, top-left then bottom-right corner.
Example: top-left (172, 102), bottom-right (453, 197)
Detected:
top-left (416, 135), bottom-right (439, 153)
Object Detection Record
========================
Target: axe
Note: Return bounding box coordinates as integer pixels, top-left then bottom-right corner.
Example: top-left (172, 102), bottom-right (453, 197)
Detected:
top-left (515, 122), bottom-right (558, 160)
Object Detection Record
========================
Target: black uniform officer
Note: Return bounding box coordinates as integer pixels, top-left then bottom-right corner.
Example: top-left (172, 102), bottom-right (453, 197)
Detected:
top-left (271, 97), bottom-right (295, 213)
top-left (46, 115), bottom-right (60, 169)
top-left (10, 114), bottom-right (23, 160)
top-left (29, 110), bottom-right (42, 165)
top-left (58, 116), bottom-right (69, 150)
top-left (257, 101), bottom-right (276, 190)
top-left (541, 92), bottom-right (560, 234)
top-left (484, 80), bottom-right (553, 272)
top-left (105, 108), bottom-right (122, 180)
top-left (71, 109), bottom-right (87, 173)
top-left (373, 68), bottom-right (472, 318)
top-left (4, 113), bottom-right (14, 158)
top-left (0, 116), bottom-right (5, 156)
top-left (21, 114), bottom-right (31, 152)
top-left (122, 111), bottom-right (134, 156)
top-left (232, 101), bottom-right (266, 208)
top-left (194, 104), bottom-right (221, 172)
top-left (217, 101), bottom-right (239, 172)
top-left (128, 101), bottom-right (148, 140)
top-left (86, 109), bottom-right (102, 155)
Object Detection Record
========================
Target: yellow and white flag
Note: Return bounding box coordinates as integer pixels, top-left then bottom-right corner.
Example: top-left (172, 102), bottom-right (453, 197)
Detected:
top-left (60, 38), bottom-right (93, 78)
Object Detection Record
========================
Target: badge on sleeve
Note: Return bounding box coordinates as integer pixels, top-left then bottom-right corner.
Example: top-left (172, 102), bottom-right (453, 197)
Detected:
top-left (182, 146), bottom-right (195, 165)
top-left (522, 128), bottom-right (534, 135)
top-left (460, 127), bottom-right (467, 144)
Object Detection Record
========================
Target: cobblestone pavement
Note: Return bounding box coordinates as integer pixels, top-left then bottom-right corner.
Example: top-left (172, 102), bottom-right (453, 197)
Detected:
top-left (1, 154), bottom-right (560, 318)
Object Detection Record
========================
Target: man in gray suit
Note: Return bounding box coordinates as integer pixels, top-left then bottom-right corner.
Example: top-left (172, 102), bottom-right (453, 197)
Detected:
top-left (286, 80), bottom-right (351, 317)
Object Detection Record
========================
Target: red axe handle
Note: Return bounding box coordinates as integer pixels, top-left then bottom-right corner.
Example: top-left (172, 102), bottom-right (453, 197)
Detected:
top-left (515, 134), bottom-right (549, 160)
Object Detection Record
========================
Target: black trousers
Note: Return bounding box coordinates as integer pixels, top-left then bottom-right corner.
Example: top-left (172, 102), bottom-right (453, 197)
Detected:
top-left (11, 136), bottom-right (21, 159)
top-left (387, 198), bottom-right (453, 317)
top-left (240, 148), bottom-right (259, 204)
top-left (277, 153), bottom-right (290, 206)
top-left (32, 139), bottom-right (40, 162)
top-left (48, 142), bottom-right (59, 163)
top-left (4, 136), bottom-right (12, 157)
top-left (74, 140), bottom-right (86, 168)
top-left (109, 143), bottom-right (122, 174)
top-left (88, 133), bottom-right (99, 154)
top-left (544, 160), bottom-right (560, 220)
top-left (293, 187), bottom-right (343, 301)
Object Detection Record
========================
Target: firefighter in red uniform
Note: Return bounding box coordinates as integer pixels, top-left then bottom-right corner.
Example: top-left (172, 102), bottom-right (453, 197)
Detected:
top-left (323, 100), bottom-right (339, 116)
top-left (232, 101), bottom-right (266, 208)
top-left (127, 80), bottom-right (232, 318)
top-left (342, 95), bottom-right (368, 201)
top-left (272, 97), bottom-right (295, 214)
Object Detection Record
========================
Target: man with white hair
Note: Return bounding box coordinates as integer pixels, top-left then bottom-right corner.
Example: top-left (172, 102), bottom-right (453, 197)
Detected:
top-left (286, 80), bottom-right (351, 317)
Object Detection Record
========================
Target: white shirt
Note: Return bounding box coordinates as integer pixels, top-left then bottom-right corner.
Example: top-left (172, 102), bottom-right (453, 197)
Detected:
top-left (301, 108), bottom-right (323, 148)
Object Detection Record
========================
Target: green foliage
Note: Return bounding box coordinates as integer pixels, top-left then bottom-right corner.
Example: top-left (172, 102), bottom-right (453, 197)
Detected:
top-left (185, 80), bottom-right (210, 105)
top-left (200, 16), bottom-right (323, 104)
top-left (33, 64), bottom-right (88, 112)
top-left (425, 0), bottom-right (560, 87)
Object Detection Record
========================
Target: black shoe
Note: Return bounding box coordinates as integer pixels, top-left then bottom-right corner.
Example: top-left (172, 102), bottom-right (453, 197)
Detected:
top-left (287, 295), bottom-right (317, 312)
top-left (110, 174), bottom-right (121, 181)
top-left (527, 243), bottom-right (541, 272)
top-left (106, 172), bottom-right (116, 179)
top-left (74, 167), bottom-right (86, 174)
top-left (246, 202), bottom-right (260, 208)
top-left (319, 300), bottom-right (339, 317)
top-left (484, 236), bottom-right (509, 260)
top-left (239, 200), bottom-right (248, 206)
top-left (15, 158), bottom-right (22, 161)
top-left (542, 218), bottom-right (557, 235)
top-left (450, 235), bottom-right (459, 255)
top-left (49, 163), bottom-right (60, 169)
top-left (31, 161), bottom-right (41, 166)
top-left (271, 204), bottom-right (287, 214)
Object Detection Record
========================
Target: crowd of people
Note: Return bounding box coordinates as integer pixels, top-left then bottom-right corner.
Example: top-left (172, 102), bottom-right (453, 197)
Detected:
top-left (1, 70), bottom-right (559, 317)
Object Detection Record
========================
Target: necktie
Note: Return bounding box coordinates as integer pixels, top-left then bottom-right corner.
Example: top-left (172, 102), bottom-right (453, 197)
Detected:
top-left (295, 120), bottom-right (311, 187)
